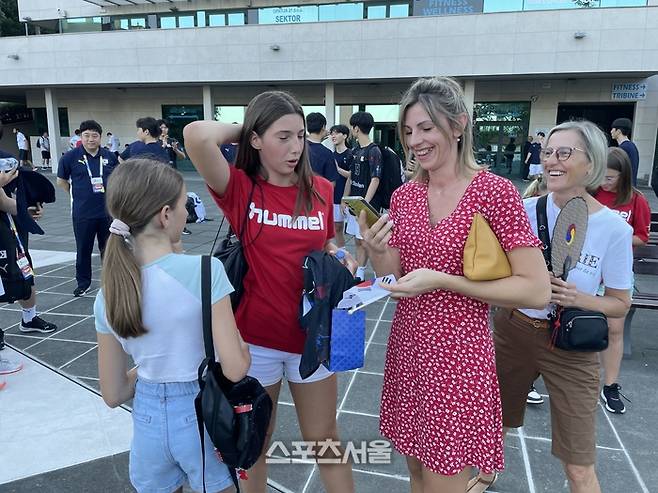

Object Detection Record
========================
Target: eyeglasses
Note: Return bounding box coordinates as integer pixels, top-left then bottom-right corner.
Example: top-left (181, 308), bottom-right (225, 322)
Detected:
top-left (540, 146), bottom-right (586, 162)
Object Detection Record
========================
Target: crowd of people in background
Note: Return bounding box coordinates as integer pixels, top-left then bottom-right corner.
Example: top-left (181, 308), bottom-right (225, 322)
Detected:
top-left (0, 76), bottom-right (651, 493)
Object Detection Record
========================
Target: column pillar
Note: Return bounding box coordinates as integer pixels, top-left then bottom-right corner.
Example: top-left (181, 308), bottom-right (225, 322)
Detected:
top-left (463, 79), bottom-right (475, 117)
top-left (325, 82), bottom-right (335, 129)
top-left (44, 88), bottom-right (61, 172)
top-left (202, 85), bottom-right (213, 120)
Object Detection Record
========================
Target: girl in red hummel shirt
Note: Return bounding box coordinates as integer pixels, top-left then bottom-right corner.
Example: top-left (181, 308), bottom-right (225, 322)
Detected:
top-left (594, 146), bottom-right (651, 414)
top-left (184, 91), bottom-right (355, 493)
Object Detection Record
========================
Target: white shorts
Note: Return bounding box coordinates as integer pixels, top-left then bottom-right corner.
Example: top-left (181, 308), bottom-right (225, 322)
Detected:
top-left (333, 204), bottom-right (345, 223)
top-left (529, 163), bottom-right (543, 176)
top-left (247, 344), bottom-right (333, 387)
top-left (345, 212), bottom-right (363, 240)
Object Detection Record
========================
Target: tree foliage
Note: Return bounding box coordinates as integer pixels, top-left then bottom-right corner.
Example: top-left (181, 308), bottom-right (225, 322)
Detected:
top-left (0, 0), bottom-right (24, 37)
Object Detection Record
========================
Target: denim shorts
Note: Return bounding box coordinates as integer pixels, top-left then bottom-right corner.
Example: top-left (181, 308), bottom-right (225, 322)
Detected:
top-left (130, 379), bottom-right (234, 493)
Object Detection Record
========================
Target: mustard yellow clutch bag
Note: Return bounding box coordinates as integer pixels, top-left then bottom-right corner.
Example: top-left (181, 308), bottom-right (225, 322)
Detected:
top-left (463, 213), bottom-right (512, 281)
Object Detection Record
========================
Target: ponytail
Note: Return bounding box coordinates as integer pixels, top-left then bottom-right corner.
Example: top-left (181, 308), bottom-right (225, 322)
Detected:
top-left (102, 233), bottom-right (145, 338)
top-left (101, 159), bottom-right (184, 338)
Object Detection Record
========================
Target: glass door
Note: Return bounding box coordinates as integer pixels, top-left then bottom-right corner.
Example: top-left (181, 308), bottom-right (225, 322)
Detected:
top-left (161, 105), bottom-right (204, 171)
top-left (474, 102), bottom-right (530, 177)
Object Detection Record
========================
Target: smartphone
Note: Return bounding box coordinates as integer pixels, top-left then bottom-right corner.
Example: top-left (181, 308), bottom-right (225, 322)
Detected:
top-left (343, 196), bottom-right (381, 228)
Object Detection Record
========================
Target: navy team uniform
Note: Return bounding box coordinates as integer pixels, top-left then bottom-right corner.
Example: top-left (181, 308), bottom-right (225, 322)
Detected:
top-left (58, 146), bottom-right (118, 293)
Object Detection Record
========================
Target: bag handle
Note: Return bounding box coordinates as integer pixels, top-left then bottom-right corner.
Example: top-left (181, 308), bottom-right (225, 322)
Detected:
top-left (535, 195), bottom-right (552, 273)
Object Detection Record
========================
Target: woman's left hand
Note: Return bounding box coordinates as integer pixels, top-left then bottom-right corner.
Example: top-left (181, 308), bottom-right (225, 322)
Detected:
top-left (383, 268), bottom-right (445, 299)
top-left (550, 276), bottom-right (579, 307)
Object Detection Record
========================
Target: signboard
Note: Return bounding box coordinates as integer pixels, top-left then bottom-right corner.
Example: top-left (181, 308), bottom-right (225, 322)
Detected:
top-left (611, 82), bottom-right (647, 101)
top-left (413, 0), bottom-right (483, 17)
top-left (257, 6), bottom-right (318, 24)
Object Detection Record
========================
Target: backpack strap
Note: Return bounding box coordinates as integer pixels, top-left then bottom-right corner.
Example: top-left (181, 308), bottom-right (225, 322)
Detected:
top-left (197, 255), bottom-right (241, 492)
top-left (535, 195), bottom-right (552, 273)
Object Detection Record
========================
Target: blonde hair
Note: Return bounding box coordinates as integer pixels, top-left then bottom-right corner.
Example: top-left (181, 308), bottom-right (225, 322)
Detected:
top-left (522, 177), bottom-right (548, 199)
top-left (545, 120), bottom-right (607, 192)
top-left (102, 159), bottom-right (184, 338)
top-left (398, 77), bottom-right (481, 182)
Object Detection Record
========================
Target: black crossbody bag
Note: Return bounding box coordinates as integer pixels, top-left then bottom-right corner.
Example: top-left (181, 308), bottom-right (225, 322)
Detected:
top-left (536, 196), bottom-right (609, 352)
top-left (194, 255), bottom-right (273, 492)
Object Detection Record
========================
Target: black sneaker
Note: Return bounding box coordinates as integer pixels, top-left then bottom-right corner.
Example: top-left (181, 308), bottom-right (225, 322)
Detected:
top-left (601, 383), bottom-right (629, 414)
top-left (182, 228), bottom-right (192, 235)
top-left (73, 286), bottom-right (89, 297)
top-left (20, 316), bottom-right (57, 334)
top-left (0, 329), bottom-right (5, 350)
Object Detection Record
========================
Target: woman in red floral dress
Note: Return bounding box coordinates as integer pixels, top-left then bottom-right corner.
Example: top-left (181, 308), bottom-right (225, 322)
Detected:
top-left (358, 77), bottom-right (551, 493)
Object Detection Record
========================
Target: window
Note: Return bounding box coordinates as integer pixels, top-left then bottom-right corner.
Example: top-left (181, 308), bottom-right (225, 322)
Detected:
top-left (483, 0), bottom-right (523, 12)
top-left (365, 104), bottom-right (399, 122)
top-left (600, 0), bottom-right (645, 5)
top-left (367, 5), bottom-right (387, 18)
top-left (523, 0), bottom-right (596, 10)
top-left (178, 15), bottom-right (195, 28)
top-left (214, 106), bottom-right (246, 124)
top-left (228, 13), bottom-right (245, 25)
top-left (318, 3), bottom-right (364, 21)
top-left (389, 4), bottom-right (409, 17)
top-left (114, 17), bottom-right (147, 30)
top-left (31, 108), bottom-right (71, 138)
top-left (197, 11), bottom-right (207, 27)
top-left (61, 17), bottom-right (102, 33)
top-left (208, 13), bottom-right (226, 26)
top-left (160, 16), bottom-right (176, 29)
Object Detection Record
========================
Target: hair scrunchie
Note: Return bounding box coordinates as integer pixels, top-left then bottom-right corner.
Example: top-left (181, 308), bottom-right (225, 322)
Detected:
top-left (109, 219), bottom-right (131, 239)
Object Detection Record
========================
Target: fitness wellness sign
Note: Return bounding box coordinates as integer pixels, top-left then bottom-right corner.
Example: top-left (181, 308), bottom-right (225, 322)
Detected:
top-left (413, 0), bottom-right (483, 16)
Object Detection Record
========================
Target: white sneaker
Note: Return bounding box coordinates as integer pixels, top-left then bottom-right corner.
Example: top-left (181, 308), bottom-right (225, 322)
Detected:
top-left (527, 385), bottom-right (544, 405)
top-left (0, 358), bottom-right (23, 375)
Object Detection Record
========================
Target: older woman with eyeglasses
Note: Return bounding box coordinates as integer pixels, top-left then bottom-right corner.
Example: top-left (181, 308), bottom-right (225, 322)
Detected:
top-left (489, 121), bottom-right (633, 493)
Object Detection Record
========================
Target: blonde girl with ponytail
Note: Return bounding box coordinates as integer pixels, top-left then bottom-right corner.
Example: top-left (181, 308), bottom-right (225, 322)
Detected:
top-left (95, 158), bottom-right (250, 493)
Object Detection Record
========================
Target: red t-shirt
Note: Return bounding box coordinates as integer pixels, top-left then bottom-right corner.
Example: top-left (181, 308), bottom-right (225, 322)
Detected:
top-left (210, 167), bottom-right (334, 354)
top-left (594, 188), bottom-right (651, 243)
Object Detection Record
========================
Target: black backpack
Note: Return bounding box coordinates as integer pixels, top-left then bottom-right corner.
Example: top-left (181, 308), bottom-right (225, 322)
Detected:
top-left (0, 214), bottom-right (32, 303)
top-left (195, 255), bottom-right (272, 492)
top-left (375, 145), bottom-right (405, 209)
top-left (185, 195), bottom-right (198, 224)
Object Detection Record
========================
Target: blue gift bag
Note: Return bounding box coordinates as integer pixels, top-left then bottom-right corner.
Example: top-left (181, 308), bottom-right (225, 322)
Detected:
top-left (328, 309), bottom-right (366, 372)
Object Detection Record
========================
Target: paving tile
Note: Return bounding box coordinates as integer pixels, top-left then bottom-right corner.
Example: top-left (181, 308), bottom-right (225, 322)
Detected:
top-left (362, 341), bottom-right (386, 374)
top-left (61, 347), bottom-right (99, 380)
top-left (335, 412), bottom-right (408, 478)
top-left (0, 452), bottom-right (133, 493)
top-left (57, 318), bottom-right (97, 342)
top-left (76, 376), bottom-right (101, 393)
top-left (495, 434), bottom-right (531, 493)
top-left (370, 320), bottom-right (392, 345)
top-left (48, 295), bottom-right (96, 316)
top-left (305, 466), bottom-right (409, 493)
top-left (340, 372), bottom-right (383, 416)
top-left (42, 279), bottom-right (100, 296)
top-left (24, 338), bottom-right (95, 369)
top-left (3, 334), bottom-right (41, 350)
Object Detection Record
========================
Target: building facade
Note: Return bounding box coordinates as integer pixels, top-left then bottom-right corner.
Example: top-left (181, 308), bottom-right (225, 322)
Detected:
top-left (1, 0), bottom-right (658, 181)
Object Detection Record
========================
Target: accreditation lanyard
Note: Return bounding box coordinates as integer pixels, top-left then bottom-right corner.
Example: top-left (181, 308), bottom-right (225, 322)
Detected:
top-left (6, 213), bottom-right (33, 279)
top-left (83, 154), bottom-right (105, 193)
